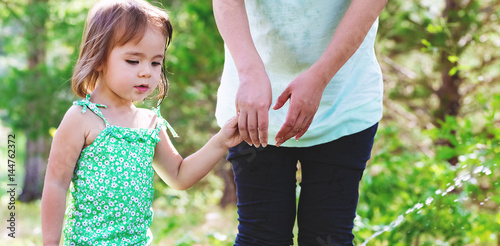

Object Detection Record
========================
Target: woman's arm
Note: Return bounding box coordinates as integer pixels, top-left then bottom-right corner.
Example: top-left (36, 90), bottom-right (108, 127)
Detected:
top-left (273, 0), bottom-right (388, 146)
top-left (213, 0), bottom-right (272, 148)
top-left (154, 116), bottom-right (241, 190)
top-left (41, 106), bottom-right (86, 245)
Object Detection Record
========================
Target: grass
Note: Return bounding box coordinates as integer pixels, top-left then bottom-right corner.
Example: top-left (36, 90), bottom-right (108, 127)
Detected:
top-left (151, 202), bottom-right (238, 245)
top-left (0, 197), bottom-right (239, 245)
top-left (0, 200), bottom-right (43, 245)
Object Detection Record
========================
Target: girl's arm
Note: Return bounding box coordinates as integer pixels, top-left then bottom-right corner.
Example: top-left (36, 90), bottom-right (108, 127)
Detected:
top-left (213, 0), bottom-right (272, 148)
top-left (154, 116), bottom-right (241, 190)
top-left (41, 106), bottom-right (86, 245)
top-left (273, 0), bottom-right (388, 146)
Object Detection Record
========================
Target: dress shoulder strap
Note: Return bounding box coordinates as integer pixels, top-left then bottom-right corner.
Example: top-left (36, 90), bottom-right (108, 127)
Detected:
top-left (152, 106), bottom-right (179, 138)
top-left (73, 94), bottom-right (110, 127)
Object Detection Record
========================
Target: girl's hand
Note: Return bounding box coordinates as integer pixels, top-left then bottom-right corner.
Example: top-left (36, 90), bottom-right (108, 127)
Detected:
top-left (273, 68), bottom-right (327, 147)
top-left (220, 114), bottom-right (244, 149)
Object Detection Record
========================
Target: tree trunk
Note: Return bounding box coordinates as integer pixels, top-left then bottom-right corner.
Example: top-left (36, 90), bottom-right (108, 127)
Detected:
top-left (435, 58), bottom-right (461, 123)
top-left (18, 0), bottom-right (50, 202)
top-left (217, 162), bottom-right (237, 208)
top-left (18, 136), bottom-right (50, 202)
top-left (435, 0), bottom-right (462, 123)
top-left (433, 0), bottom-right (463, 166)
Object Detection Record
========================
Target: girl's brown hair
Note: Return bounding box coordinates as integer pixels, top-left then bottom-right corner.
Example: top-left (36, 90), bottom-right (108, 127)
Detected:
top-left (72, 0), bottom-right (173, 104)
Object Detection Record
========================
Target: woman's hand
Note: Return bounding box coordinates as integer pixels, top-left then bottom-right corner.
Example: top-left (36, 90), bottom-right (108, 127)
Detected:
top-left (273, 68), bottom-right (327, 147)
top-left (235, 69), bottom-right (272, 147)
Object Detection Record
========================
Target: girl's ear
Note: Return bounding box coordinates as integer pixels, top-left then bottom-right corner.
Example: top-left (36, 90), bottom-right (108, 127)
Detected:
top-left (96, 61), bottom-right (107, 72)
top-left (96, 63), bottom-right (103, 72)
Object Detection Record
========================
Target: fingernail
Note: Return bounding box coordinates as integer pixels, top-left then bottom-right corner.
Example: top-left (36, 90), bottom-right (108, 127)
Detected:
top-left (262, 143), bottom-right (267, 148)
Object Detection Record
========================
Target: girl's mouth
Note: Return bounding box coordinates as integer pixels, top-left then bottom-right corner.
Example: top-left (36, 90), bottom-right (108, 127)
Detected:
top-left (135, 84), bottom-right (149, 92)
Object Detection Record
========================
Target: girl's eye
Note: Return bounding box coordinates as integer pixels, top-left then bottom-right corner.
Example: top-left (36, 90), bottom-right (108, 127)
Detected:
top-left (152, 62), bottom-right (162, 66)
top-left (126, 60), bottom-right (139, 64)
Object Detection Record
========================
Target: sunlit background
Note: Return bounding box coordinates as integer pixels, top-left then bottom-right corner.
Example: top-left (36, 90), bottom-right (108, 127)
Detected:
top-left (1, 0), bottom-right (499, 245)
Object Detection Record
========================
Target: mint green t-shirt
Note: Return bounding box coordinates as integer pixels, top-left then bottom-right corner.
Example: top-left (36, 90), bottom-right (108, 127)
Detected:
top-left (215, 0), bottom-right (383, 147)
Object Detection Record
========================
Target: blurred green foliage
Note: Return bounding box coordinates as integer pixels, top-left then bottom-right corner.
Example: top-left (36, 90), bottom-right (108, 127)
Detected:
top-left (157, 0), bottom-right (225, 156)
top-left (356, 95), bottom-right (499, 245)
top-left (0, 0), bottom-right (499, 245)
top-left (0, 0), bottom-right (87, 139)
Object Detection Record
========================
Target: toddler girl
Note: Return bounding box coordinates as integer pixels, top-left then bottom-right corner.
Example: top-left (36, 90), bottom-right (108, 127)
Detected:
top-left (40, 0), bottom-right (241, 245)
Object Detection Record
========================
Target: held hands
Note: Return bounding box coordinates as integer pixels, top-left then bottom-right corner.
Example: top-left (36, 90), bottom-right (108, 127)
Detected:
top-left (219, 115), bottom-right (244, 149)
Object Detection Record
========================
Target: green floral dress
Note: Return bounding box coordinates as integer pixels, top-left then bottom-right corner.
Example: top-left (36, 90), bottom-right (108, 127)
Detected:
top-left (63, 95), bottom-right (177, 245)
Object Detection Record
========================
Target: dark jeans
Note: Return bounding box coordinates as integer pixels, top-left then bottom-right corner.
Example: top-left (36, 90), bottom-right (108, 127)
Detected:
top-left (227, 123), bottom-right (378, 246)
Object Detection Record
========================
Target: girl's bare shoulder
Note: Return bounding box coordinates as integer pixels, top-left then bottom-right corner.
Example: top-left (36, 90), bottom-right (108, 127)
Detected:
top-left (136, 107), bottom-right (160, 129)
top-left (61, 105), bottom-right (107, 147)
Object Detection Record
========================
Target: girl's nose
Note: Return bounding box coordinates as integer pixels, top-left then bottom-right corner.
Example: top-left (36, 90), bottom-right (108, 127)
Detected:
top-left (138, 65), bottom-right (152, 78)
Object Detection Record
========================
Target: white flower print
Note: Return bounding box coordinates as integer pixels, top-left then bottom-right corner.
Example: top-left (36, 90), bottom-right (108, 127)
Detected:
top-left (63, 99), bottom-right (165, 245)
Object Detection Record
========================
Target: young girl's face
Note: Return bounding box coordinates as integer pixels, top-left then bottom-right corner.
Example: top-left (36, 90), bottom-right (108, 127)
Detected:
top-left (98, 27), bottom-right (166, 102)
